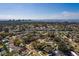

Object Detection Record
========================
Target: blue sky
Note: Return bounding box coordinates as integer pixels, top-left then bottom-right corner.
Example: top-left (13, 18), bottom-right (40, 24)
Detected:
top-left (0, 3), bottom-right (79, 19)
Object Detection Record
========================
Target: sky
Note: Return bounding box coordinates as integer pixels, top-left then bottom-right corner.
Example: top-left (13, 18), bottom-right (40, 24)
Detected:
top-left (0, 3), bottom-right (79, 19)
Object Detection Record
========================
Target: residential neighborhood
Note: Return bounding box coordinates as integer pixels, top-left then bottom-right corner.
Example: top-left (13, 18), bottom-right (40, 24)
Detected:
top-left (0, 21), bottom-right (79, 56)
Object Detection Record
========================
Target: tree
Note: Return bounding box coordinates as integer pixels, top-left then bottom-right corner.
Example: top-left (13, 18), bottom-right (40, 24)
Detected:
top-left (14, 39), bottom-right (22, 46)
top-left (4, 28), bottom-right (9, 32)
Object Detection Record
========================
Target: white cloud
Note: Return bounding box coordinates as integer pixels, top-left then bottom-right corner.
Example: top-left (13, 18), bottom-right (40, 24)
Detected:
top-left (0, 11), bottom-right (79, 19)
top-left (62, 11), bottom-right (69, 14)
top-left (0, 15), bottom-right (27, 19)
top-left (50, 11), bottom-right (79, 19)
